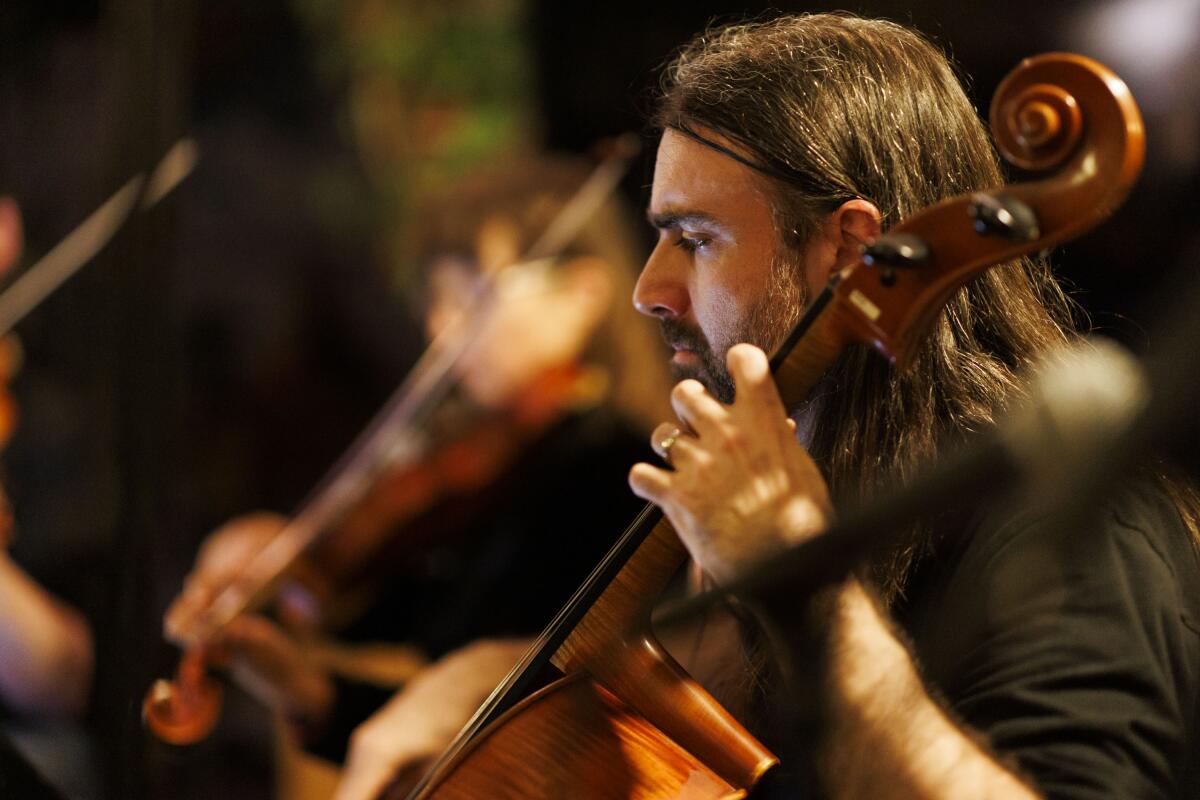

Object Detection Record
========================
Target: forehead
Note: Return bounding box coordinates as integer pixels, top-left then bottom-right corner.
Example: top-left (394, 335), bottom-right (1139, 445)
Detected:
top-left (649, 128), bottom-right (772, 228)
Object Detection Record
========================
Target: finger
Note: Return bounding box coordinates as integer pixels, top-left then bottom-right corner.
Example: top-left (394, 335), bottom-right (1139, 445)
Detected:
top-left (628, 462), bottom-right (674, 506)
top-left (336, 755), bottom-right (419, 800)
top-left (658, 430), bottom-right (703, 469)
top-left (385, 759), bottom-right (437, 799)
top-left (164, 595), bottom-right (199, 639)
top-left (164, 580), bottom-right (221, 640)
top-left (649, 421), bottom-right (677, 462)
top-left (206, 618), bottom-right (262, 667)
top-left (669, 379), bottom-right (727, 437)
top-left (190, 513), bottom-right (288, 599)
top-left (726, 344), bottom-right (789, 425)
top-left (652, 421), bottom-right (704, 466)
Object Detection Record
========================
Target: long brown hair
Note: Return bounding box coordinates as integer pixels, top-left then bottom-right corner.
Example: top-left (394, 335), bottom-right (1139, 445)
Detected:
top-left (655, 13), bottom-right (1197, 601)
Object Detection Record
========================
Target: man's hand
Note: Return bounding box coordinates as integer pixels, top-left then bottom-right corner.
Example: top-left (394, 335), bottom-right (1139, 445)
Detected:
top-left (164, 513), bottom-right (334, 722)
top-left (334, 638), bottom-right (528, 800)
top-left (628, 343), bottom-right (832, 584)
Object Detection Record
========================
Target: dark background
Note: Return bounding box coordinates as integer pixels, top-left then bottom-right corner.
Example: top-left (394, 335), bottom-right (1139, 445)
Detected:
top-left (0, 1), bottom-right (1197, 797)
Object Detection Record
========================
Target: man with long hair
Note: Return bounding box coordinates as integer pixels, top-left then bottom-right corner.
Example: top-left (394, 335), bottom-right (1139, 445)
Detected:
top-left (629, 14), bottom-right (1199, 798)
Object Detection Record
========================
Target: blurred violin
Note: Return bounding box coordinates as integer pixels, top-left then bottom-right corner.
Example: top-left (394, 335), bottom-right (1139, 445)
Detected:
top-left (279, 359), bottom-right (608, 631)
top-left (145, 137), bottom-right (640, 744)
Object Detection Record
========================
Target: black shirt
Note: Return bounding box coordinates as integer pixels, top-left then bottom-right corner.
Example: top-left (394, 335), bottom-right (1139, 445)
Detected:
top-left (896, 481), bottom-right (1200, 799)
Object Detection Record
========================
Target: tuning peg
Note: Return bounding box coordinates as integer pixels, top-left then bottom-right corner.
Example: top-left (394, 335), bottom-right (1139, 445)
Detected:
top-left (861, 233), bottom-right (931, 287)
top-left (969, 192), bottom-right (1040, 241)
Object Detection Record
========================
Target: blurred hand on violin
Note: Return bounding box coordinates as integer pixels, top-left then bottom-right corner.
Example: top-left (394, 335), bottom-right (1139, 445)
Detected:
top-left (164, 513), bottom-right (334, 723)
top-left (628, 344), bottom-right (831, 586)
top-left (334, 638), bottom-right (528, 800)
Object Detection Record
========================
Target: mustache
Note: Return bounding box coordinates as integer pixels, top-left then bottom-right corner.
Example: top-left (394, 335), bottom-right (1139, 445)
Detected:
top-left (658, 318), bottom-right (710, 354)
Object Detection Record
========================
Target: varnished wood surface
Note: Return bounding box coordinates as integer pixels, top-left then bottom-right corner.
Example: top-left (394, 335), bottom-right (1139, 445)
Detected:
top-left (552, 519), bottom-right (776, 789)
top-left (421, 674), bottom-right (746, 800)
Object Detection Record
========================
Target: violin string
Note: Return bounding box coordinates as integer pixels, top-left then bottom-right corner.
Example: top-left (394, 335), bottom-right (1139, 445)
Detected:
top-left (187, 137), bottom-right (642, 643)
top-left (0, 138), bottom-right (198, 337)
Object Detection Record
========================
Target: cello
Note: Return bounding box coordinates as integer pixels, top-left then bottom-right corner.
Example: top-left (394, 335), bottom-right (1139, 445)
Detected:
top-left (401, 52), bottom-right (1145, 799)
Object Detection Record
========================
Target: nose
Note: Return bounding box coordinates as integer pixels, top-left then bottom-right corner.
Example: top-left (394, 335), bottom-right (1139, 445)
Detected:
top-left (633, 240), bottom-right (689, 319)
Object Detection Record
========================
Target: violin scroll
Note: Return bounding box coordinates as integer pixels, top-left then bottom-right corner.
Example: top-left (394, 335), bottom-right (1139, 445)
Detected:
top-left (142, 646), bottom-right (223, 745)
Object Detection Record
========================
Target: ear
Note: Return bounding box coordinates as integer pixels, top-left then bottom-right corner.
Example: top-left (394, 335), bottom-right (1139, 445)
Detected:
top-left (831, 198), bottom-right (882, 269)
top-left (803, 199), bottom-right (883, 291)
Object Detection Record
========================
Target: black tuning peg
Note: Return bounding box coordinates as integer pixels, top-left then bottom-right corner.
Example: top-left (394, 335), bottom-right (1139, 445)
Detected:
top-left (969, 192), bottom-right (1040, 241)
top-left (861, 233), bottom-right (931, 287)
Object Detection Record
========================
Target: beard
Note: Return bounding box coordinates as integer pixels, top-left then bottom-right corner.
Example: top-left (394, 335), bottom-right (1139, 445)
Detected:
top-left (659, 252), bottom-right (807, 404)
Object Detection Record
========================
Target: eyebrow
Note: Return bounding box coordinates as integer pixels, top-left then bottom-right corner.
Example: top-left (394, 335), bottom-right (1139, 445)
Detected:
top-left (646, 209), bottom-right (725, 233)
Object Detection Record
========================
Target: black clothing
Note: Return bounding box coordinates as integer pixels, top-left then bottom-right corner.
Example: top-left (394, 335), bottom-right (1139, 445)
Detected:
top-left (895, 481), bottom-right (1200, 799)
top-left (305, 406), bottom-right (651, 761)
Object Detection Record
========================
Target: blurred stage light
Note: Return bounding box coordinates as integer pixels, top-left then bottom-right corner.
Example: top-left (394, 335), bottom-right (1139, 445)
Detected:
top-left (1069, 0), bottom-right (1200, 111)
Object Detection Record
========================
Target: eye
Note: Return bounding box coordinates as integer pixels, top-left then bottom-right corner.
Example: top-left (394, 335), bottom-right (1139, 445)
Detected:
top-left (674, 233), bottom-right (710, 253)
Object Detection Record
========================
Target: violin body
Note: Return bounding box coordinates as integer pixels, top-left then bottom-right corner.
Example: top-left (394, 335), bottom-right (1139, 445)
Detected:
top-left (280, 364), bottom-right (599, 630)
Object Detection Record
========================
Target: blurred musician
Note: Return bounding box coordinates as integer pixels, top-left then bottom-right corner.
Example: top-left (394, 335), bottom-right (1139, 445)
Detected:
top-left (164, 157), bottom-right (672, 798)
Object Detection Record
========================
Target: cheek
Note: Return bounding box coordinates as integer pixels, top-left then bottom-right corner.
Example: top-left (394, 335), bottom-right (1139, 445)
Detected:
top-left (694, 273), bottom-right (746, 354)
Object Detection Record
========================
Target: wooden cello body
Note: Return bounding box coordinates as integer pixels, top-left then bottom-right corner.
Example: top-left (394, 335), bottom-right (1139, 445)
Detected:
top-left (403, 53), bottom-right (1146, 800)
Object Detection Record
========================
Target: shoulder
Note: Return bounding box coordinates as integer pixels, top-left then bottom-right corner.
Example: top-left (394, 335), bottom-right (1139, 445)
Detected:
top-left (958, 478), bottom-right (1200, 638)
top-left (904, 478), bottom-right (1200, 799)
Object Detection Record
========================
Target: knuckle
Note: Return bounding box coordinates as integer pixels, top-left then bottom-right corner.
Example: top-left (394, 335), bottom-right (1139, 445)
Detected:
top-left (672, 379), bottom-right (705, 402)
top-left (721, 425), bottom-right (746, 451)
